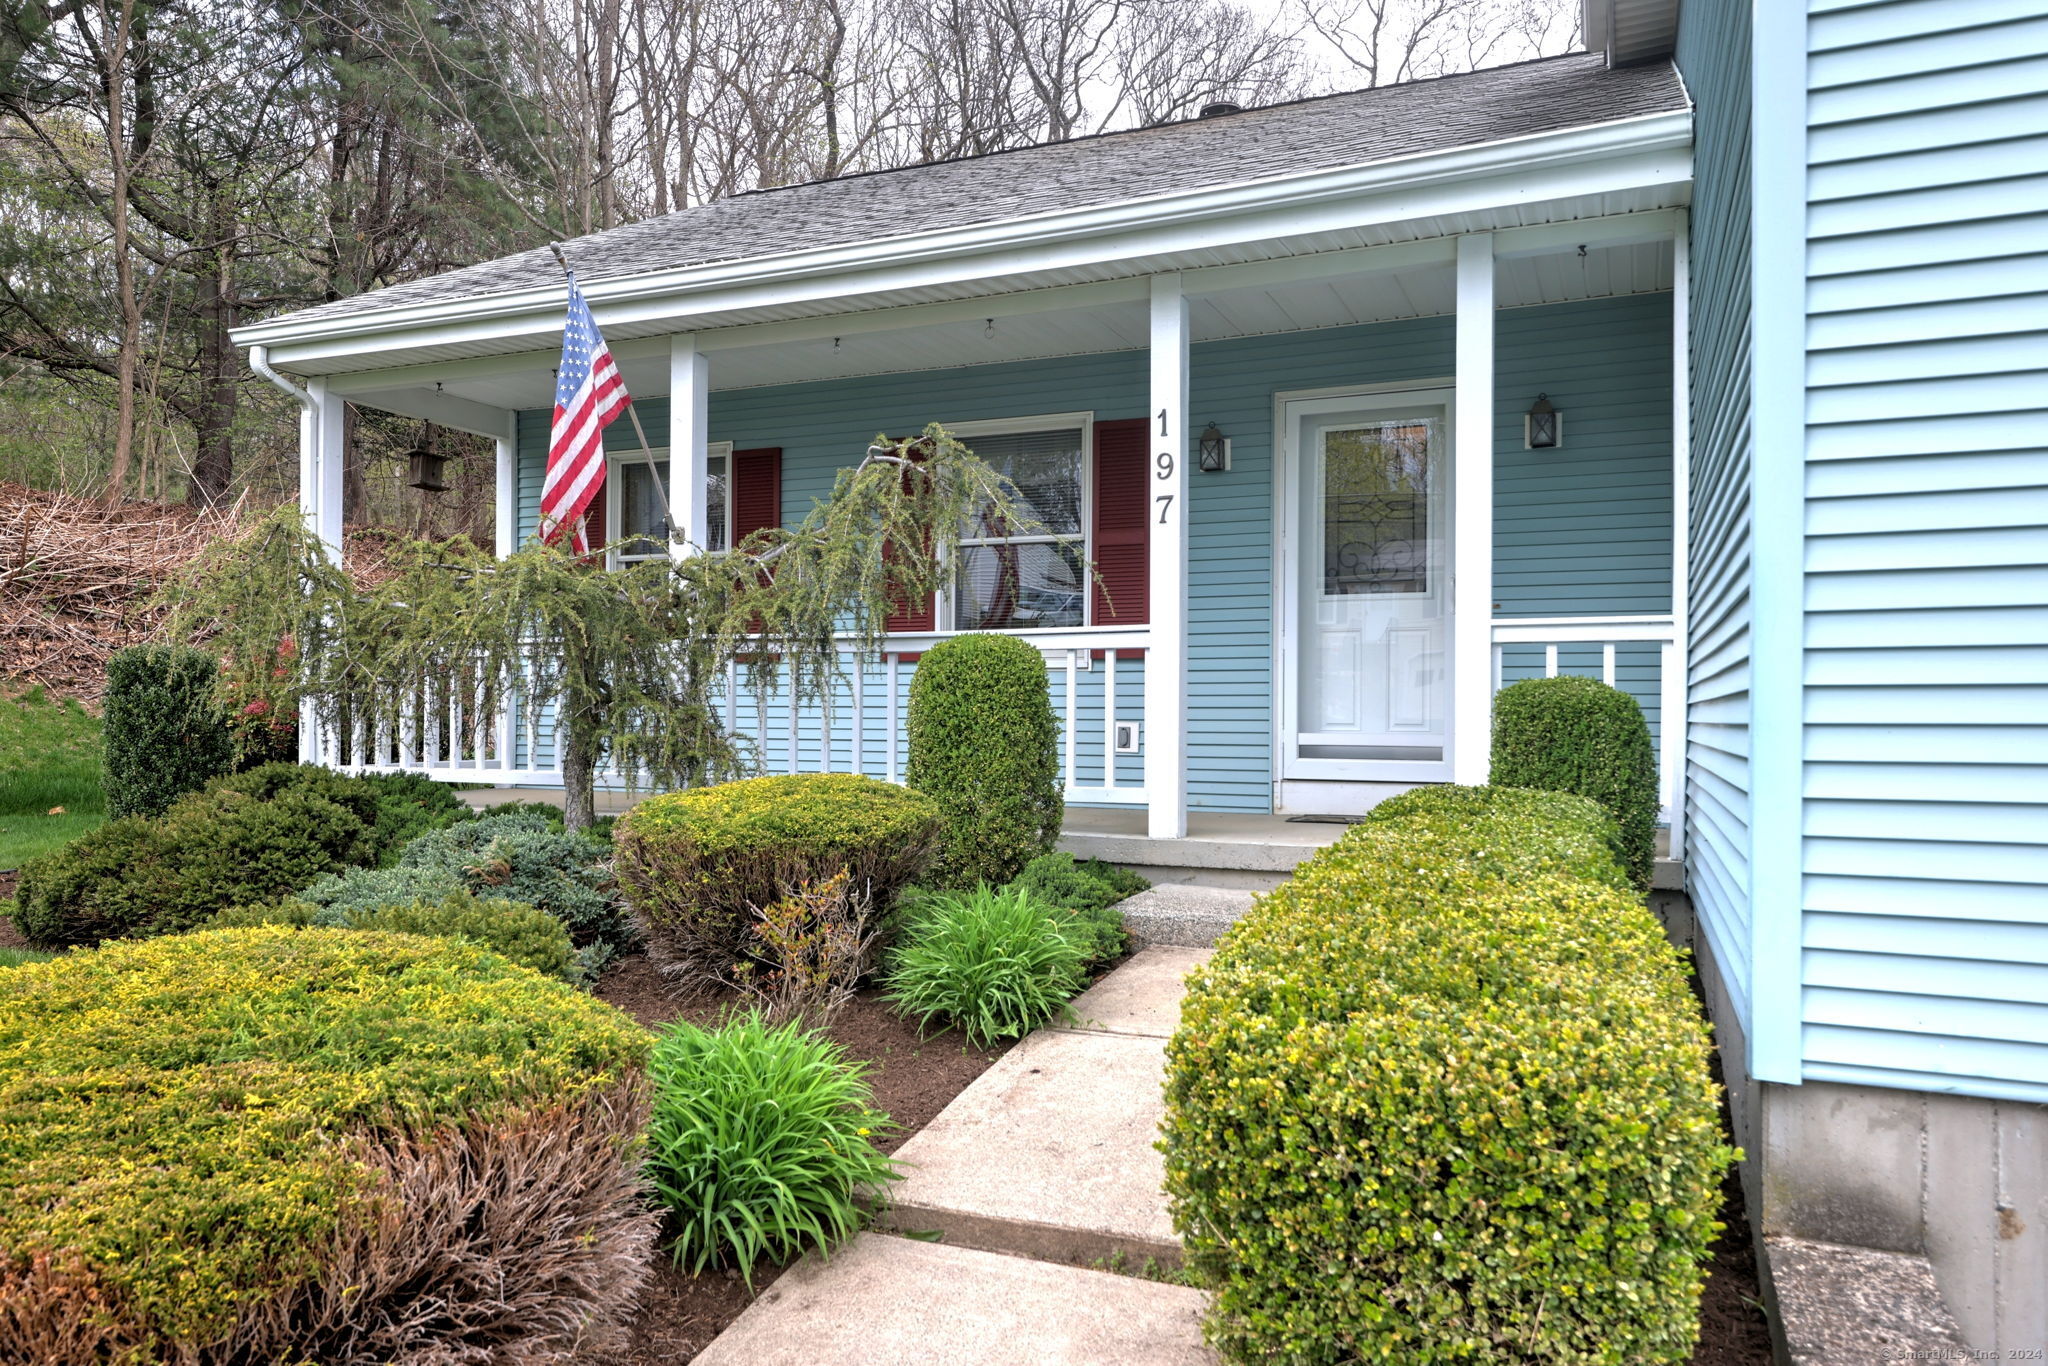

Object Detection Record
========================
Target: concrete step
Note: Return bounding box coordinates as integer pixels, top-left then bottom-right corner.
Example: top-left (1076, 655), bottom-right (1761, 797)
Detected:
top-left (694, 1233), bottom-right (1216, 1365)
top-left (1116, 885), bottom-right (1257, 949)
top-left (875, 947), bottom-right (1210, 1268)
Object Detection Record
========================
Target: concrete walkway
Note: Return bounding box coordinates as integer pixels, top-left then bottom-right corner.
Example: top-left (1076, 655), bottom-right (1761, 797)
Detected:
top-left (695, 946), bottom-right (1217, 1365)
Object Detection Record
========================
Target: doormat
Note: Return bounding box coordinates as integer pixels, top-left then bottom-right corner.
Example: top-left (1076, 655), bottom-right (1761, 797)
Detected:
top-left (1285, 814), bottom-right (1365, 825)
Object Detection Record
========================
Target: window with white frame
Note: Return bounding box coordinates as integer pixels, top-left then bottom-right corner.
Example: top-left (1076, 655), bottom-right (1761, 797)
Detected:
top-left (609, 443), bottom-right (732, 563)
top-left (949, 417), bottom-right (1088, 631)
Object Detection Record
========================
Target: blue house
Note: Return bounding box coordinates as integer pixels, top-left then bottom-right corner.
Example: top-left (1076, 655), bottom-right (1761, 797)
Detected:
top-left (235, 0), bottom-right (2045, 1351)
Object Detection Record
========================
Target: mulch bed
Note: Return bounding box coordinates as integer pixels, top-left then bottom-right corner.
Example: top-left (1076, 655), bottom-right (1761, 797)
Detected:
top-left (1690, 1036), bottom-right (1776, 1365)
top-left (595, 953), bottom-right (1014, 1364)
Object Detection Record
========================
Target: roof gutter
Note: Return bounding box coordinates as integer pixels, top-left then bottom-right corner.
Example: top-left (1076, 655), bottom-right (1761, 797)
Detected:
top-left (234, 107), bottom-right (1691, 361)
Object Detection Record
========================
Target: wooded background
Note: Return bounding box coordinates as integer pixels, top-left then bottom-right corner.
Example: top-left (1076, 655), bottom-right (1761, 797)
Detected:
top-left (0, 0), bottom-right (1574, 532)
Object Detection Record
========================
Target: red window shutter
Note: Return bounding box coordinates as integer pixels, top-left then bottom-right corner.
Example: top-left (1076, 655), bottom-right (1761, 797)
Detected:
top-left (731, 447), bottom-right (782, 542)
top-left (1091, 417), bottom-right (1149, 627)
top-left (885, 439), bottom-right (935, 633)
top-left (579, 478), bottom-right (607, 565)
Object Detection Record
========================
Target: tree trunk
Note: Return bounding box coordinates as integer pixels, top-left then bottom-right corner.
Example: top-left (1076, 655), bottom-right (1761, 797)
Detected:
top-left (559, 633), bottom-right (600, 832)
top-left (186, 194), bottom-right (236, 507)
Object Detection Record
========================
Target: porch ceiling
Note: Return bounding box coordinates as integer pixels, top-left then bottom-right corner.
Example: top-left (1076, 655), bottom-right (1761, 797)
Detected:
top-left (336, 192), bottom-right (1684, 425)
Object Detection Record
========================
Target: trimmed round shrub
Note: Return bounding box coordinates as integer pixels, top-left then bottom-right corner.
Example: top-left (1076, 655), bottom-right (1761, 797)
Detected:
top-left (0, 927), bottom-right (655, 1362)
top-left (101, 644), bottom-right (234, 819)
top-left (1159, 787), bottom-right (1729, 1364)
top-left (884, 884), bottom-right (1087, 1044)
top-left (400, 812), bottom-right (638, 968)
top-left (905, 633), bottom-right (1062, 887)
top-left (11, 785), bottom-right (372, 946)
top-left (208, 889), bottom-right (579, 981)
top-left (1491, 674), bottom-right (1659, 891)
top-left (645, 1013), bottom-right (897, 1279)
top-left (615, 774), bottom-right (942, 981)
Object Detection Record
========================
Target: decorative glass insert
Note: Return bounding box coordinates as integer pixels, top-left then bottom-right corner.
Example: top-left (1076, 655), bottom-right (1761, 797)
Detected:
top-left (1321, 420), bottom-right (1433, 596)
top-left (954, 427), bottom-right (1084, 629)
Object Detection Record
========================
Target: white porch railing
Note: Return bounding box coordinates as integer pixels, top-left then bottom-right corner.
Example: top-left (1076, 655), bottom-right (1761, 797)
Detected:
top-left (305, 626), bottom-right (1152, 807)
top-left (1490, 613), bottom-right (1683, 859)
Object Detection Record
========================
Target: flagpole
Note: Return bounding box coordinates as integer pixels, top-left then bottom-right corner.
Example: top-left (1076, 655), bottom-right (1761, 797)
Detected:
top-left (548, 242), bottom-right (674, 545)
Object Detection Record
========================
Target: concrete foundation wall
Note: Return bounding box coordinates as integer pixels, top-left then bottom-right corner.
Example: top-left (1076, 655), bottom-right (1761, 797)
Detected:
top-left (1686, 898), bottom-right (2048, 1355)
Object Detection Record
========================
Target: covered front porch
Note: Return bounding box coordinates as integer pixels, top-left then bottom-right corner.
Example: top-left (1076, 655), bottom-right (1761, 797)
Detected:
top-left (269, 165), bottom-right (1692, 855)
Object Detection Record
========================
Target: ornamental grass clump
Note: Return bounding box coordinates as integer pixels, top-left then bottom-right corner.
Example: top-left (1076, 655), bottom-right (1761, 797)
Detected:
top-left (645, 1012), bottom-right (897, 1280)
top-left (0, 927), bottom-right (656, 1364)
top-left (615, 773), bottom-right (942, 984)
top-left (884, 884), bottom-right (1087, 1044)
top-left (1491, 673), bottom-right (1660, 891)
top-left (1160, 785), bottom-right (1731, 1365)
top-left (905, 633), bottom-right (1063, 886)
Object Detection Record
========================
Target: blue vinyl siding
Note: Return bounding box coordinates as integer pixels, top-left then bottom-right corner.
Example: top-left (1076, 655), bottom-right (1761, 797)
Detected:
top-left (1676, 0), bottom-right (1758, 1044)
top-left (1796, 0), bottom-right (2048, 1102)
top-left (517, 293), bottom-right (1673, 813)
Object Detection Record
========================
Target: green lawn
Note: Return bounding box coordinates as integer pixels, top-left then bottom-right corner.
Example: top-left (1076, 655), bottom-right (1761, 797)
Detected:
top-left (0, 689), bottom-right (106, 871)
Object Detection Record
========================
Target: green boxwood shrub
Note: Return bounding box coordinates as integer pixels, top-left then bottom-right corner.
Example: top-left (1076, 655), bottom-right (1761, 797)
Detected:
top-left (905, 633), bottom-right (1062, 887)
top-left (11, 784), bottom-right (372, 946)
top-left (209, 888), bottom-right (578, 981)
top-left (100, 644), bottom-right (235, 819)
top-left (1159, 785), bottom-right (1730, 1364)
top-left (0, 927), bottom-right (654, 1362)
top-left (1490, 674), bottom-right (1660, 891)
top-left (645, 1013), bottom-right (897, 1279)
top-left (207, 763), bottom-right (466, 866)
top-left (615, 774), bottom-right (942, 980)
top-left (400, 812), bottom-right (637, 968)
top-left (884, 884), bottom-right (1087, 1044)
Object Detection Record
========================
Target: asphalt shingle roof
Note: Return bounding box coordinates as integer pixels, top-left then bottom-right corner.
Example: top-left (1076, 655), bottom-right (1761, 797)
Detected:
top-left (271, 53), bottom-right (1684, 331)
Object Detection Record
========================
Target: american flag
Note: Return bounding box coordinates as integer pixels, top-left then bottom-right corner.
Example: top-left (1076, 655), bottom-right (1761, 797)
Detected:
top-left (540, 271), bottom-right (628, 552)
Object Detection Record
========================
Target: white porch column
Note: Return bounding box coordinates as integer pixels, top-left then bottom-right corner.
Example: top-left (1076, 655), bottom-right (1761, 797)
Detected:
top-left (1451, 234), bottom-right (1495, 786)
top-left (1146, 274), bottom-right (1190, 839)
top-left (668, 334), bottom-right (710, 558)
top-left (494, 412), bottom-right (518, 558)
top-left (307, 376), bottom-right (345, 560)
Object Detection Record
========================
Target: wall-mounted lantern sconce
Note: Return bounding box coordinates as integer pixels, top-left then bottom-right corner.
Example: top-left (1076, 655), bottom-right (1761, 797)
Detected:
top-left (406, 447), bottom-right (449, 492)
top-left (1524, 393), bottom-right (1562, 450)
top-left (1198, 422), bottom-right (1230, 472)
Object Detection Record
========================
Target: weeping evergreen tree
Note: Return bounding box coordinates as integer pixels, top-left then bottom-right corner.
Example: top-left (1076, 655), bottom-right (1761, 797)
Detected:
top-left (160, 428), bottom-right (1037, 830)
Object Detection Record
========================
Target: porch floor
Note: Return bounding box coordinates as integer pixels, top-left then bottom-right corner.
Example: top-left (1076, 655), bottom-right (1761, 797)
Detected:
top-left (456, 789), bottom-right (1677, 888)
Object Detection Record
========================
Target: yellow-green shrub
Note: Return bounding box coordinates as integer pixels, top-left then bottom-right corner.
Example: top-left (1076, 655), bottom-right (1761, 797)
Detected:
top-left (0, 928), bottom-right (654, 1363)
top-left (615, 773), bottom-right (942, 980)
top-left (1159, 786), bottom-right (1730, 1364)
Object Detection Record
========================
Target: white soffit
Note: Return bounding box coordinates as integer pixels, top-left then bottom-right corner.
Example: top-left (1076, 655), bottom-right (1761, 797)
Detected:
top-left (377, 235), bottom-right (1676, 411)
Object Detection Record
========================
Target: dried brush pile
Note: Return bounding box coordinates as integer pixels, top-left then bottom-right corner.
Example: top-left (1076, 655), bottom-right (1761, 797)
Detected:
top-left (0, 483), bottom-right (393, 703)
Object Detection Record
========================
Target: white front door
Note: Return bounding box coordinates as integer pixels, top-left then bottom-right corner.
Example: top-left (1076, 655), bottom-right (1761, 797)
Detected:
top-left (1280, 387), bottom-right (1454, 784)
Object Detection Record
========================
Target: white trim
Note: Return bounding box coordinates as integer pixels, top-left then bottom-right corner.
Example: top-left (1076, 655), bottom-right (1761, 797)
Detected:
top-left (238, 113), bottom-right (1691, 366)
top-left (1667, 209), bottom-right (1690, 862)
top-left (309, 377), bottom-right (345, 558)
top-left (1450, 233), bottom-right (1496, 786)
top-left (1146, 274), bottom-right (1189, 840)
top-left (936, 410), bottom-right (1095, 633)
top-left (304, 209), bottom-right (1685, 399)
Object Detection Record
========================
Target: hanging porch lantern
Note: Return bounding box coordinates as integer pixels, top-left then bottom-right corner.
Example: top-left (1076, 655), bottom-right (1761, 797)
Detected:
top-left (1524, 393), bottom-right (1562, 450)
